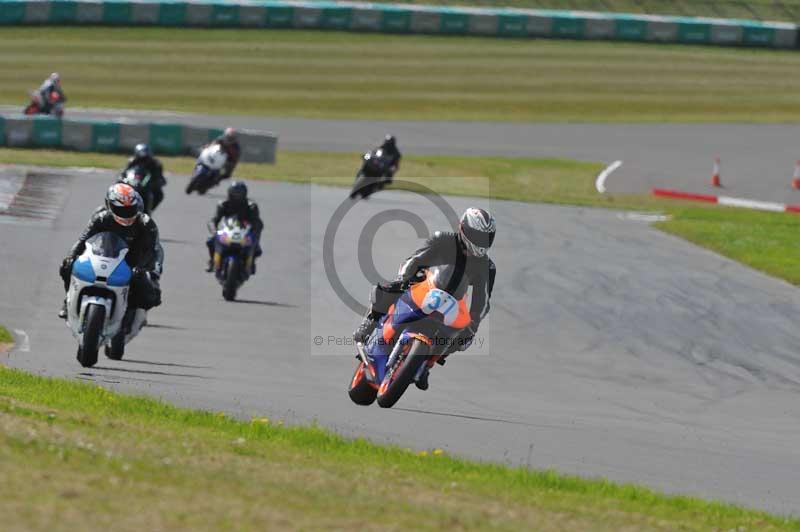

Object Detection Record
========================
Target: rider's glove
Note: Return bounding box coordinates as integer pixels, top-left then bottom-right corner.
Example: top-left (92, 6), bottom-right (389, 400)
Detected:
top-left (59, 257), bottom-right (73, 283)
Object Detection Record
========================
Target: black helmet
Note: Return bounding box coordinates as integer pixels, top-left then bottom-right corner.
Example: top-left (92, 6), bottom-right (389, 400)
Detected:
top-left (228, 181), bottom-right (248, 203)
top-left (134, 143), bottom-right (152, 159)
top-left (383, 134), bottom-right (396, 147)
top-left (106, 183), bottom-right (143, 227)
top-left (458, 207), bottom-right (496, 258)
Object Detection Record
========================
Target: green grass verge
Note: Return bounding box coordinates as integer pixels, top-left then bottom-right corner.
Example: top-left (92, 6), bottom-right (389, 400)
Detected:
top-left (0, 365), bottom-right (796, 531)
top-left (0, 325), bottom-right (12, 346)
top-left (4, 27), bottom-right (800, 122)
top-left (381, 0), bottom-right (800, 23)
top-left (0, 147), bottom-right (625, 207)
top-left (5, 146), bottom-right (800, 285)
top-left (655, 206), bottom-right (800, 285)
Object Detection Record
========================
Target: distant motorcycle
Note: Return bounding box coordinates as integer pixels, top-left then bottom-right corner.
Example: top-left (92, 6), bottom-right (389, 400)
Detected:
top-left (349, 149), bottom-right (393, 200)
top-left (210, 216), bottom-right (255, 301)
top-left (347, 265), bottom-right (472, 408)
top-left (186, 144), bottom-right (228, 195)
top-left (23, 91), bottom-right (64, 117)
top-left (65, 232), bottom-right (147, 367)
top-left (119, 165), bottom-right (155, 214)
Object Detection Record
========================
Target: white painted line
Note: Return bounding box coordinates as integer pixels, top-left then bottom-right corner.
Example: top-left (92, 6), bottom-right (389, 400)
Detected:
top-left (618, 212), bottom-right (670, 222)
top-left (12, 329), bottom-right (30, 352)
top-left (717, 196), bottom-right (785, 213)
top-left (595, 160), bottom-right (622, 194)
top-left (0, 173), bottom-right (25, 213)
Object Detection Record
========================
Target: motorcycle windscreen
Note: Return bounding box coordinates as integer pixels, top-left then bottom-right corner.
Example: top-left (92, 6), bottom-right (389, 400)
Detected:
top-left (85, 232), bottom-right (129, 259)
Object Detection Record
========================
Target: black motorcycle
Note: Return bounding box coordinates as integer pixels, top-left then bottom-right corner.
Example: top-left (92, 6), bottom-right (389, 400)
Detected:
top-left (119, 165), bottom-right (155, 214)
top-left (349, 149), bottom-right (394, 200)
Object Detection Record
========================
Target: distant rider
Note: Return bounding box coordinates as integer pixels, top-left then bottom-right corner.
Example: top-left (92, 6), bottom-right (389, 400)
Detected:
top-left (120, 143), bottom-right (167, 211)
top-left (206, 181), bottom-right (264, 273)
top-left (37, 72), bottom-right (67, 116)
top-left (59, 183), bottom-right (164, 320)
top-left (377, 134), bottom-right (401, 179)
top-left (210, 128), bottom-right (241, 181)
top-left (352, 207), bottom-right (496, 390)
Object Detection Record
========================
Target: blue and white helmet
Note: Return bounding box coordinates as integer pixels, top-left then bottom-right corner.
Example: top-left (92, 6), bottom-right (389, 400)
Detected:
top-left (458, 207), bottom-right (495, 257)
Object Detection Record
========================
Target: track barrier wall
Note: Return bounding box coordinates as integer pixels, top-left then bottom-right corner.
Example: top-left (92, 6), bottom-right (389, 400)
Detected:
top-left (0, 115), bottom-right (278, 163)
top-left (0, 0), bottom-right (796, 48)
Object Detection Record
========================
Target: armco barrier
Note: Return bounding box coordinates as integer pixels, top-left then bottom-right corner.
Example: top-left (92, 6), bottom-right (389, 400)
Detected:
top-left (0, 115), bottom-right (278, 163)
top-left (0, 0), bottom-right (796, 49)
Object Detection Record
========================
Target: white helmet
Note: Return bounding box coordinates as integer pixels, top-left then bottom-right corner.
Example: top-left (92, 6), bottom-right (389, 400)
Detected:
top-left (458, 208), bottom-right (496, 257)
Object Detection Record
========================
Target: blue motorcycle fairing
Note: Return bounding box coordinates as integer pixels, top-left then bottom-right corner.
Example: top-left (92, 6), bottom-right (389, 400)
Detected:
top-left (72, 257), bottom-right (96, 283)
top-left (366, 292), bottom-right (429, 382)
top-left (107, 260), bottom-right (133, 287)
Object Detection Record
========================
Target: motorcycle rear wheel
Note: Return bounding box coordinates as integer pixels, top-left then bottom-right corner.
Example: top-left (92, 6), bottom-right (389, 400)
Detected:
top-left (348, 361), bottom-right (378, 406)
top-left (105, 331), bottom-right (125, 360)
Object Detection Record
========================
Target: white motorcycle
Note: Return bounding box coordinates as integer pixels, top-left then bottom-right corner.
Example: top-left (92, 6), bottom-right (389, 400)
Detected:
top-left (66, 232), bottom-right (146, 367)
top-left (185, 143), bottom-right (228, 195)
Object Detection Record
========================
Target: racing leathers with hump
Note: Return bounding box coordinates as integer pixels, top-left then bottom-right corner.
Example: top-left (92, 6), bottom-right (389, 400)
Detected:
top-left (378, 134), bottom-right (401, 178)
top-left (34, 72), bottom-right (67, 116)
top-left (212, 128), bottom-right (241, 181)
top-left (205, 181), bottom-right (264, 273)
top-left (121, 143), bottom-right (167, 211)
top-left (58, 183), bottom-right (164, 319)
top-left (353, 207), bottom-right (496, 390)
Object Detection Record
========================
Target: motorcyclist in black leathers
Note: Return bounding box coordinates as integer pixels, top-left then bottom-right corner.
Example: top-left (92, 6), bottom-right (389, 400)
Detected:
top-left (205, 181), bottom-right (264, 273)
top-left (37, 72), bottom-right (67, 116)
top-left (58, 183), bottom-right (164, 319)
top-left (120, 143), bottom-right (167, 212)
top-left (353, 207), bottom-right (496, 390)
top-left (211, 128), bottom-right (241, 181)
top-left (378, 134), bottom-right (401, 179)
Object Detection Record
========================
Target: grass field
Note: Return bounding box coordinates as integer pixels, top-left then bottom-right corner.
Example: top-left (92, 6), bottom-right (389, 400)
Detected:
top-left (5, 147), bottom-right (800, 285)
top-left (0, 365), bottom-right (796, 531)
top-left (4, 27), bottom-right (800, 122)
top-left (382, 0), bottom-right (800, 22)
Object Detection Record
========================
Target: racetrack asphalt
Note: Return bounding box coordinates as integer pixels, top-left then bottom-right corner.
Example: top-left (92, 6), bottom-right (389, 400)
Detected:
top-left (2, 165), bottom-right (800, 515)
top-left (15, 105), bottom-right (800, 204)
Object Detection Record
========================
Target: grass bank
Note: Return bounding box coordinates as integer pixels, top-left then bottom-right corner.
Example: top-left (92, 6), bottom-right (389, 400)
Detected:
top-left (0, 365), bottom-right (795, 531)
top-left (4, 147), bottom-right (800, 285)
top-left (4, 27), bottom-right (800, 122)
top-left (0, 325), bottom-right (12, 352)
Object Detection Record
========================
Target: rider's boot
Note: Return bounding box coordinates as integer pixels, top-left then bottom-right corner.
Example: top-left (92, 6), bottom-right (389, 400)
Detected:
top-left (415, 366), bottom-right (430, 391)
top-left (205, 259), bottom-right (214, 273)
top-left (58, 298), bottom-right (67, 320)
top-left (353, 311), bottom-right (382, 344)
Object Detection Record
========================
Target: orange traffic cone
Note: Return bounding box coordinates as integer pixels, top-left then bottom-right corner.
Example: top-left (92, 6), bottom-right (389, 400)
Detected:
top-left (792, 161), bottom-right (800, 190)
top-left (710, 157), bottom-right (721, 187)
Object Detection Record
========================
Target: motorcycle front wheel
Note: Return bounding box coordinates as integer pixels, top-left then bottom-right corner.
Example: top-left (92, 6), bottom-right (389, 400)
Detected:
top-left (222, 258), bottom-right (241, 301)
top-left (376, 339), bottom-right (430, 408)
top-left (77, 304), bottom-right (105, 368)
